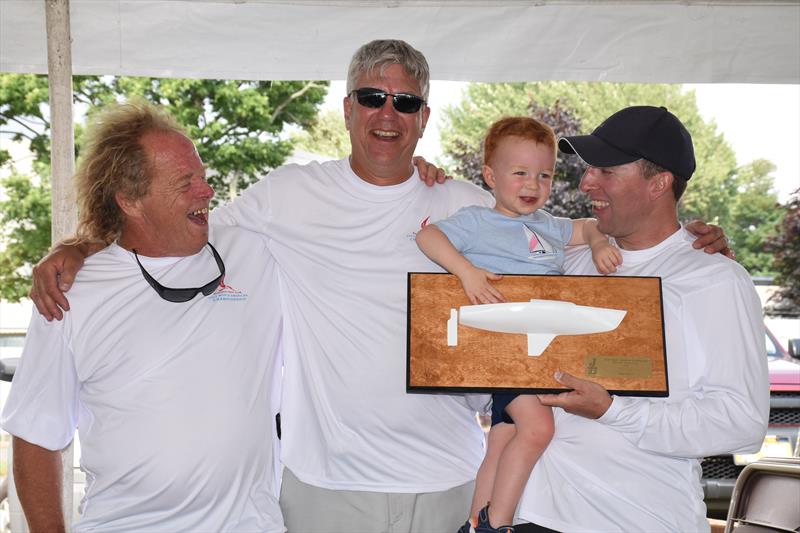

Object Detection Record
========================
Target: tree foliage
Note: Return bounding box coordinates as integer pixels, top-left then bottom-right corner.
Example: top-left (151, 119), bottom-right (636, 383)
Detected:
top-left (291, 109), bottom-right (350, 159)
top-left (728, 160), bottom-right (783, 276)
top-left (440, 81), bottom-right (783, 275)
top-left (97, 77), bottom-right (329, 198)
top-left (2, 74), bottom-right (328, 197)
top-left (766, 189), bottom-right (800, 316)
top-left (0, 73), bottom-right (329, 301)
top-left (0, 172), bottom-right (51, 301)
top-left (0, 74), bottom-right (53, 166)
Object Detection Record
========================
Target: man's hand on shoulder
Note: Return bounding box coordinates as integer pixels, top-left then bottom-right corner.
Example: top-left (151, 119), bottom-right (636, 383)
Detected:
top-left (685, 220), bottom-right (734, 259)
top-left (30, 241), bottom-right (95, 321)
top-left (414, 155), bottom-right (450, 187)
top-left (538, 370), bottom-right (613, 419)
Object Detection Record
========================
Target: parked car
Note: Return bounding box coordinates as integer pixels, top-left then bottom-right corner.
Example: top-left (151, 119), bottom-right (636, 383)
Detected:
top-left (702, 326), bottom-right (800, 517)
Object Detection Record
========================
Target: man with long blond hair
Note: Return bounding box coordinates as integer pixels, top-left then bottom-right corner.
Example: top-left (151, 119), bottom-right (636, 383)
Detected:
top-left (27, 42), bottom-right (730, 532)
top-left (1, 100), bottom-right (285, 532)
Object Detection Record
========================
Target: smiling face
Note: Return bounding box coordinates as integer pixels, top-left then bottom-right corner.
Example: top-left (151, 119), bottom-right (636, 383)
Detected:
top-left (483, 136), bottom-right (556, 218)
top-left (579, 162), bottom-right (663, 249)
top-left (117, 131), bottom-right (214, 257)
top-left (343, 63), bottom-right (430, 186)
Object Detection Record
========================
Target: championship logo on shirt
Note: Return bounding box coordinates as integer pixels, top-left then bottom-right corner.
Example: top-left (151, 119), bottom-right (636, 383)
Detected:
top-left (209, 277), bottom-right (248, 302)
top-left (524, 225), bottom-right (554, 257)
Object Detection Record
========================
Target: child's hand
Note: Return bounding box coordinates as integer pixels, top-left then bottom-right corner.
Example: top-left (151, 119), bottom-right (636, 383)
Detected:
top-left (457, 266), bottom-right (506, 304)
top-left (592, 242), bottom-right (623, 275)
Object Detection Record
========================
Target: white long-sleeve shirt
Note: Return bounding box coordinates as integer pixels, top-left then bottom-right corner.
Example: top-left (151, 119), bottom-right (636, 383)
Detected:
top-left (518, 227), bottom-right (769, 533)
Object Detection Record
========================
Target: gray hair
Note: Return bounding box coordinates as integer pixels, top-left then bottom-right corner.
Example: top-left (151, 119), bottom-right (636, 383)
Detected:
top-left (346, 39), bottom-right (430, 101)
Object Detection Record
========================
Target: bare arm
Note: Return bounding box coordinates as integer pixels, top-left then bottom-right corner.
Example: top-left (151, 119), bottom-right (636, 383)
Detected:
top-left (30, 239), bottom-right (103, 321)
top-left (12, 437), bottom-right (66, 533)
top-left (569, 219), bottom-right (622, 275)
top-left (416, 225), bottom-right (505, 304)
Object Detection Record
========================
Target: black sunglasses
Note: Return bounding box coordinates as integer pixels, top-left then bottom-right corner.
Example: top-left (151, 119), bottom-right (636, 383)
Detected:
top-left (350, 87), bottom-right (426, 114)
top-left (133, 242), bottom-right (225, 303)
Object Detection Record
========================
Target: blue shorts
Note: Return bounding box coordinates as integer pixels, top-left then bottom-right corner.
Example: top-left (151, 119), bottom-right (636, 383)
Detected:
top-left (491, 393), bottom-right (519, 426)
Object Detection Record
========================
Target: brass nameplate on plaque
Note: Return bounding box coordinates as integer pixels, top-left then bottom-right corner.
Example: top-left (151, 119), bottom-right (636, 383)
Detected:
top-left (585, 356), bottom-right (652, 378)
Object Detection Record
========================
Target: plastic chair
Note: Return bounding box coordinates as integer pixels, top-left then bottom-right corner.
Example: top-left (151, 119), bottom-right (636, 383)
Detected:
top-left (724, 457), bottom-right (800, 533)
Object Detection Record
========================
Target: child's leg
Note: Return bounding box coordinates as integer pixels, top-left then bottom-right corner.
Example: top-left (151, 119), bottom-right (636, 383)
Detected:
top-left (487, 395), bottom-right (554, 528)
top-left (470, 422), bottom-right (515, 519)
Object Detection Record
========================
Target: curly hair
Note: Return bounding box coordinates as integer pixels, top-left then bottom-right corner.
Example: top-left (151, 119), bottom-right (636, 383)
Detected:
top-left (73, 100), bottom-right (185, 244)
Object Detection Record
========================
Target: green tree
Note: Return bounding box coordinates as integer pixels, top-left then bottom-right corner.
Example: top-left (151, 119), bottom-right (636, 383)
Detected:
top-left (728, 160), bottom-right (782, 276)
top-left (0, 171), bottom-right (51, 301)
top-left (0, 73), bottom-right (329, 301)
top-left (440, 82), bottom-right (782, 274)
top-left (766, 189), bottom-right (800, 316)
top-left (2, 74), bottom-right (328, 198)
top-left (0, 74), bottom-right (55, 166)
top-left (104, 77), bottom-right (328, 198)
top-left (291, 109), bottom-right (350, 159)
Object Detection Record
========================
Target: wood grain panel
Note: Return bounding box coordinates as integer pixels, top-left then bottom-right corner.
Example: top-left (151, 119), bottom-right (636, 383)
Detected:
top-left (407, 273), bottom-right (668, 396)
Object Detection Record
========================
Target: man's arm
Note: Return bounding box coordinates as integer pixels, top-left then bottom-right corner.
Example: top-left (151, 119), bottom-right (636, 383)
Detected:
top-left (418, 160), bottom-right (732, 256)
top-left (30, 240), bottom-right (101, 321)
top-left (1, 312), bottom-right (80, 532)
top-left (541, 273), bottom-right (769, 458)
top-left (33, 160), bottom-right (286, 321)
top-left (12, 437), bottom-right (66, 533)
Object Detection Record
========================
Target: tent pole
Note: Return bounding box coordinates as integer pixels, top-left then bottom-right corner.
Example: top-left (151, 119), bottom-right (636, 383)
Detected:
top-left (45, 0), bottom-right (76, 529)
top-left (46, 0), bottom-right (77, 241)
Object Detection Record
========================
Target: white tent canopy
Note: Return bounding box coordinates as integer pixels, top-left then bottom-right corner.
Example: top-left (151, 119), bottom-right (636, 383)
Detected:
top-left (2, 0), bottom-right (799, 84)
top-left (0, 1), bottom-right (798, 528)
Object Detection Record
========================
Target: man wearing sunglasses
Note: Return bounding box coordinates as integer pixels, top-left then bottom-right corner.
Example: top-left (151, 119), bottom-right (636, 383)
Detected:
top-left (211, 39), bottom-right (499, 532)
top-left (30, 39), bottom-right (495, 532)
top-left (2, 101), bottom-right (286, 532)
top-left (214, 41), bottom-right (730, 532)
top-left (28, 40), bottom-right (730, 532)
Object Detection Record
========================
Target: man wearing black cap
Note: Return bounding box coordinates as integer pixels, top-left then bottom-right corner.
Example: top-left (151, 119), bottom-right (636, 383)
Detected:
top-left (514, 106), bottom-right (770, 533)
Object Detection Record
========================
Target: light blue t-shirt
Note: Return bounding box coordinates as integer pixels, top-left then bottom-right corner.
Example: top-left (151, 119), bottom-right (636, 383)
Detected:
top-left (434, 206), bottom-right (573, 275)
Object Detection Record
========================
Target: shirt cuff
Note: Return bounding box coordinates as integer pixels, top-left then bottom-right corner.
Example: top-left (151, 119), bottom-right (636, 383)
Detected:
top-left (597, 395), bottom-right (623, 424)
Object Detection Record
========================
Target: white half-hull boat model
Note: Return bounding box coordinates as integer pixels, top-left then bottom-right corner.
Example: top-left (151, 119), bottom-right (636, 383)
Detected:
top-left (446, 299), bottom-right (627, 356)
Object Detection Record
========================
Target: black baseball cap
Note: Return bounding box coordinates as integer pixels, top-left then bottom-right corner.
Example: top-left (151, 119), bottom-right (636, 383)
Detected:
top-left (558, 106), bottom-right (696, 179)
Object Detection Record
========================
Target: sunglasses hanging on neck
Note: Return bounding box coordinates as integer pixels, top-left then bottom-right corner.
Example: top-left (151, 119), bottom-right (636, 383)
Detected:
top-left (133, 242), bottom-right (225, 303)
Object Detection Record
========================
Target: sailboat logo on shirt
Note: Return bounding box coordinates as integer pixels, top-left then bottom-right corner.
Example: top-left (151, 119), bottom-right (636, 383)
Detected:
top-left (524, 225), bottom-right (554, 256)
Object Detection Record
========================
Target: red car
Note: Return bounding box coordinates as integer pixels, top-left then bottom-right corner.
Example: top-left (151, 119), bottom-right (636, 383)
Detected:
top-left (768, 327), bottom-right (800, 391)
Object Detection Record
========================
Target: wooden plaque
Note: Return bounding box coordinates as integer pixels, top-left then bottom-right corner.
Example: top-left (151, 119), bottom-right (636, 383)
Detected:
top-left (407, 273), bottom-right (668, 396)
